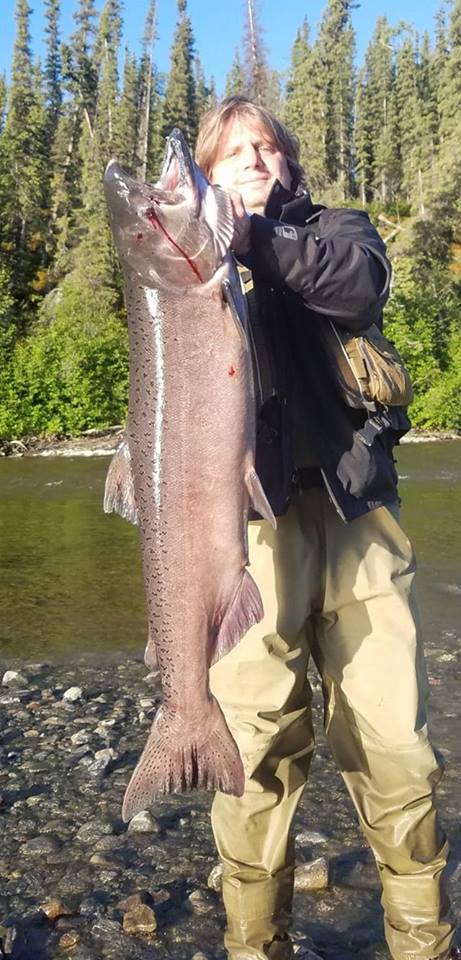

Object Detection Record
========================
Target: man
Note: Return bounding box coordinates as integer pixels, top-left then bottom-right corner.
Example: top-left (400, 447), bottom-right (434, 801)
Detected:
top-left (195, 97), bottom-right (458, 960)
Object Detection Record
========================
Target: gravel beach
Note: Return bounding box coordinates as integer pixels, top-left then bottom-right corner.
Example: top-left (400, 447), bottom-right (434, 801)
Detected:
top-left (0, 645), bottom-right (459, 960)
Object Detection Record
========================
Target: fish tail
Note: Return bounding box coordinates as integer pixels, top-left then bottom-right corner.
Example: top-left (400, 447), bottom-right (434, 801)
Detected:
top-left (122, 700), bottom-right (245, 822)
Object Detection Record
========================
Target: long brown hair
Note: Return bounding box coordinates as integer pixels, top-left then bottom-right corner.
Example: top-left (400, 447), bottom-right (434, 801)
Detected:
top-left (195, 96), bottom-right (305, 188)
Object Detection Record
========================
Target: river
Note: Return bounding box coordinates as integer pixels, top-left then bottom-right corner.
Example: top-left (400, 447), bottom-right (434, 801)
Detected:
top-left (0, 441), bottom-right (460, 665)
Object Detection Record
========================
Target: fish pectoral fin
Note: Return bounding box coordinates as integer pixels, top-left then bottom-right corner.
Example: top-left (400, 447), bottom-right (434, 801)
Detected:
top-left (121, 700), bottom-right (245, 821)
top-left (103, 439), bottom-right (138, 525)
top-left (144, 623), bottom-right (158, 669)
top-left (245, 469), bottom-right (277, 529)
top-left (204, 183), bottom-right (235, 261)
top-left (211, 570), bottom-right (264, 666)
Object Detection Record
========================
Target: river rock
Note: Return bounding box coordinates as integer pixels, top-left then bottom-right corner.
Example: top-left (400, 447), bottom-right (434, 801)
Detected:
top-left (207, 862), bottom-right (224, 892)
top-left (58, 930), bottom-right (80, 950)
top-left (127, 810), bottom-right (159, 834)
top-left (76, 820), bottom-right (114, 844)
top-left (295, 830), bottom-right (328, 846)
top-left (122, 903), bottom-right (157, 937)
top-left (20, 835), bottom-right (62, 857)
top-left (70, 730), bottom-right (92, 746)
top-left (118, 892), bottom-right (144, 912)
top-left (86, 748), bottom-right (116, 777)
top-left (0, 924), bottom-right (26, 955)
top-left (39, 898), bottom-right (73, 919)
top-left (187, 889), bottom-right (215, 915)
top-left (2, 670), bottom-right (27, 686)
top-left (63, 687), bottom-right (83, 703)
top-left (293, 948), bottom-right (325, 959)
top-left (294, 857), bottom-right (329, 892)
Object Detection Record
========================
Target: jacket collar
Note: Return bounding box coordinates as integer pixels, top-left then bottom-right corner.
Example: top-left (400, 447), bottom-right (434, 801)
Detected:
top-left (263, 179), bottom-right (324, 225)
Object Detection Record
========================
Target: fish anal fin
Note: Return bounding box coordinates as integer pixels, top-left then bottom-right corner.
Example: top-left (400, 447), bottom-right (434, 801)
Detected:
top-left (245, 468), bottom-right (277, 529)
top-left (103, 439), bottom-right (138, 525)
top-left (211, 570), bottom-right (264, 666)
top-left (121, 700), bottom-right (244, 821)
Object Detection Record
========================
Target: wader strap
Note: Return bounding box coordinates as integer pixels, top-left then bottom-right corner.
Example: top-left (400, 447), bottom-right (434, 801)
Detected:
top-left (357, 409), bottom-right (392, 447)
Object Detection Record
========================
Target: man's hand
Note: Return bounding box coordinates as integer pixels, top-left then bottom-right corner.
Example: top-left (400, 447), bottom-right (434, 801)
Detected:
top-left (227, 190), bottom-right (252, 256)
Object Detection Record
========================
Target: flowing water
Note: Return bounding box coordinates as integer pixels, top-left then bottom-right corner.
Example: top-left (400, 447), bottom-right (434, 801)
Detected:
top-left (0, 441), bottom-right (460, 665)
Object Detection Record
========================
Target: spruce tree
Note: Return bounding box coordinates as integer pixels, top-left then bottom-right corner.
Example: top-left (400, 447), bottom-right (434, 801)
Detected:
top-left (395, 37), bottom-right (421, 207)
top-left (358, 17), bottom-right (401, 207)
top-left (225, 49), bottom-right (247, 97)
top-left (162, 0), bottom-right (197, 145)
top-left (284, 20), bottom-right (328, 194)
top-left (243, 0), bottom-right (269, 106)
top-left (316, 0), bottom-right (355, 199)
top-left (135, 0), bottom-right (157, 178)
top-left (44, 0), bottom-right (62, 138)
top-left (439, 0), bottom-right (461, 145)
top-left (195, 57), bottom-right (216, 124)
top-left (113, 48), bottom-right (139, 169)
top-left (354, 65), bottom-right (374, 205)
top-left (2, 0), bottom-right (49, 321)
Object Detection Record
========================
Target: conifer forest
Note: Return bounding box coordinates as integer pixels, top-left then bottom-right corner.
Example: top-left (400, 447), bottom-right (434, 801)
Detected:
top-left (1, 0), bottom-right (461, 440)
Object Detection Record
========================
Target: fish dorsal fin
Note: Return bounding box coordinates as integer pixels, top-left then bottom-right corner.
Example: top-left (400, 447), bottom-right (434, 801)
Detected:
top-left (203, 183), bottom-right (235, 262)
top-left (103, 439), bottom-right (138, 525)
top-left (245, 468), bottom-right (277, 528)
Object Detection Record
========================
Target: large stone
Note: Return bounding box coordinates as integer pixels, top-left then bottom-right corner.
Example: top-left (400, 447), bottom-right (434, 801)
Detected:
top-left (295, 830), bottom-right (328, 847)
top-left (294, 857), bottom-right (329, 892)
top-left (86, 748), bottom-right (116, 777)
top-left (2, 670), bottom-right (27, 687)
top-left (20, 835), bottom-right (62, 857)
top-left (207, 862), bottom-right (224, 893)
top-left (76, 820), bottom-right (114, 844)
top-left (62, 687), bottom-right (83, 702)
top-left (122, 903), bottom-right (157, 937)
top-left (58, 930), bottom-right (80, 951)
top-left (39, 898), bottom-right (73, 919)
top-left (187, 889), bottom-right (215, 915)
top-left (70, 730), bottom-right (92, 746)
top-left (127, 810), bottom-right (159, 834)
top-left (118, 893), bottom-right (143, 912)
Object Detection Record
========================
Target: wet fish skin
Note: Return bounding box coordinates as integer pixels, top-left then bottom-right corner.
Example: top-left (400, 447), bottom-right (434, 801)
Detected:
top-left (103, 131), bottom-right (275, 820)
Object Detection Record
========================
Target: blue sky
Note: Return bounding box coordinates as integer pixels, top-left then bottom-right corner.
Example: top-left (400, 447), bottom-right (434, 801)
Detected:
top-left (2, 0), bottom-right (444, 94)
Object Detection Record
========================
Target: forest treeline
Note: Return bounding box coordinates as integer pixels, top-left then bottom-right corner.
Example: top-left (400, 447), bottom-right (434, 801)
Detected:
top-left (0, 0), bottom-right (461, 440)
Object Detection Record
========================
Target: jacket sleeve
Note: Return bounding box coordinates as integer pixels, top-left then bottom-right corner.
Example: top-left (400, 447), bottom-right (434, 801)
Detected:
top-left (249, 207), bottom-right (391, 331)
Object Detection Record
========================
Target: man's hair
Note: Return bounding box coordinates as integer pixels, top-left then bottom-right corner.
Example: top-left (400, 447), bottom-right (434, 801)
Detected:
top-left (195, 96), bottom-right (305, 188)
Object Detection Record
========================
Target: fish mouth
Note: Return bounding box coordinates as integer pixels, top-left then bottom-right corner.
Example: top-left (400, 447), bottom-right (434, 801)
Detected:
top-left (156, 128), bottom-right (207, 213)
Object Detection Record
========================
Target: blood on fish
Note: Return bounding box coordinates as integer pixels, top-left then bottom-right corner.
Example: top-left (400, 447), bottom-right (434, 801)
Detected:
top-left (145, 207), bottom-right (203, 284)
top-left (136, 233), bottom-right (144, 243)
top-left (228, 365), bottom-right (237, 377)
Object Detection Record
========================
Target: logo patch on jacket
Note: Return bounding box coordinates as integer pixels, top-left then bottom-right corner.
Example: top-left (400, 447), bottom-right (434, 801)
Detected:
top-left (274, 225), bottom-right (298, 241)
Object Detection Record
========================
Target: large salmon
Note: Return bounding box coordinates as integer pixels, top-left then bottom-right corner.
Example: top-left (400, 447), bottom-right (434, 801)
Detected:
top-left (103, 130), bottom-right (275, 822)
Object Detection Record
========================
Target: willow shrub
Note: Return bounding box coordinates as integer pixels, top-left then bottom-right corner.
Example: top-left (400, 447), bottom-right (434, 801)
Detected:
top-left (384, 262), bottom-right (461, 431)
top-left (0, 281), bottom-right (129, 440)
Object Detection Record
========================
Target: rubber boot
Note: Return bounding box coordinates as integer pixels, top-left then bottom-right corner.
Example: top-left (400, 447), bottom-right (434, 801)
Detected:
top-left (224, 915), bottom-right (294, 960)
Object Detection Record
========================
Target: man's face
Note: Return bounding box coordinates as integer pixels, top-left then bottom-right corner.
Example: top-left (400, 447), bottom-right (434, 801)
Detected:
top-left (209, 114), bottom-right (292, 214)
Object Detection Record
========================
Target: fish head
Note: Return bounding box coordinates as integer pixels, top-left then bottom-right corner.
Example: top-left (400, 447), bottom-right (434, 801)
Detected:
top-left (104, 129), bottom-right (235, 290)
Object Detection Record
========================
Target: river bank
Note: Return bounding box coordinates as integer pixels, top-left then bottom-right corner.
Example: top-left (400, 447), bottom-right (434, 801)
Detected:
top-left (0, 648), bottom-right (459, 960)
top-left (0, 425), bottom-right (460, 459)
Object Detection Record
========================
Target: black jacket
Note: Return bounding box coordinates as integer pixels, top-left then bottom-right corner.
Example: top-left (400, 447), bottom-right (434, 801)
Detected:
top-left (243, 182), bottom-right (410, 522)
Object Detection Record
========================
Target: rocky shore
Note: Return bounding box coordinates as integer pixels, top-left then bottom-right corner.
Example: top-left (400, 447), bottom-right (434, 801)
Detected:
top-left (0, 649), bottom-right (459, 960)
top-left (0, 425), bottom-right (460, 460)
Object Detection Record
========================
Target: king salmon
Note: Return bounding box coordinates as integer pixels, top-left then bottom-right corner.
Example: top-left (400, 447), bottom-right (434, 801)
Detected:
top-left (103, 130), bottom-right (275, 822)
